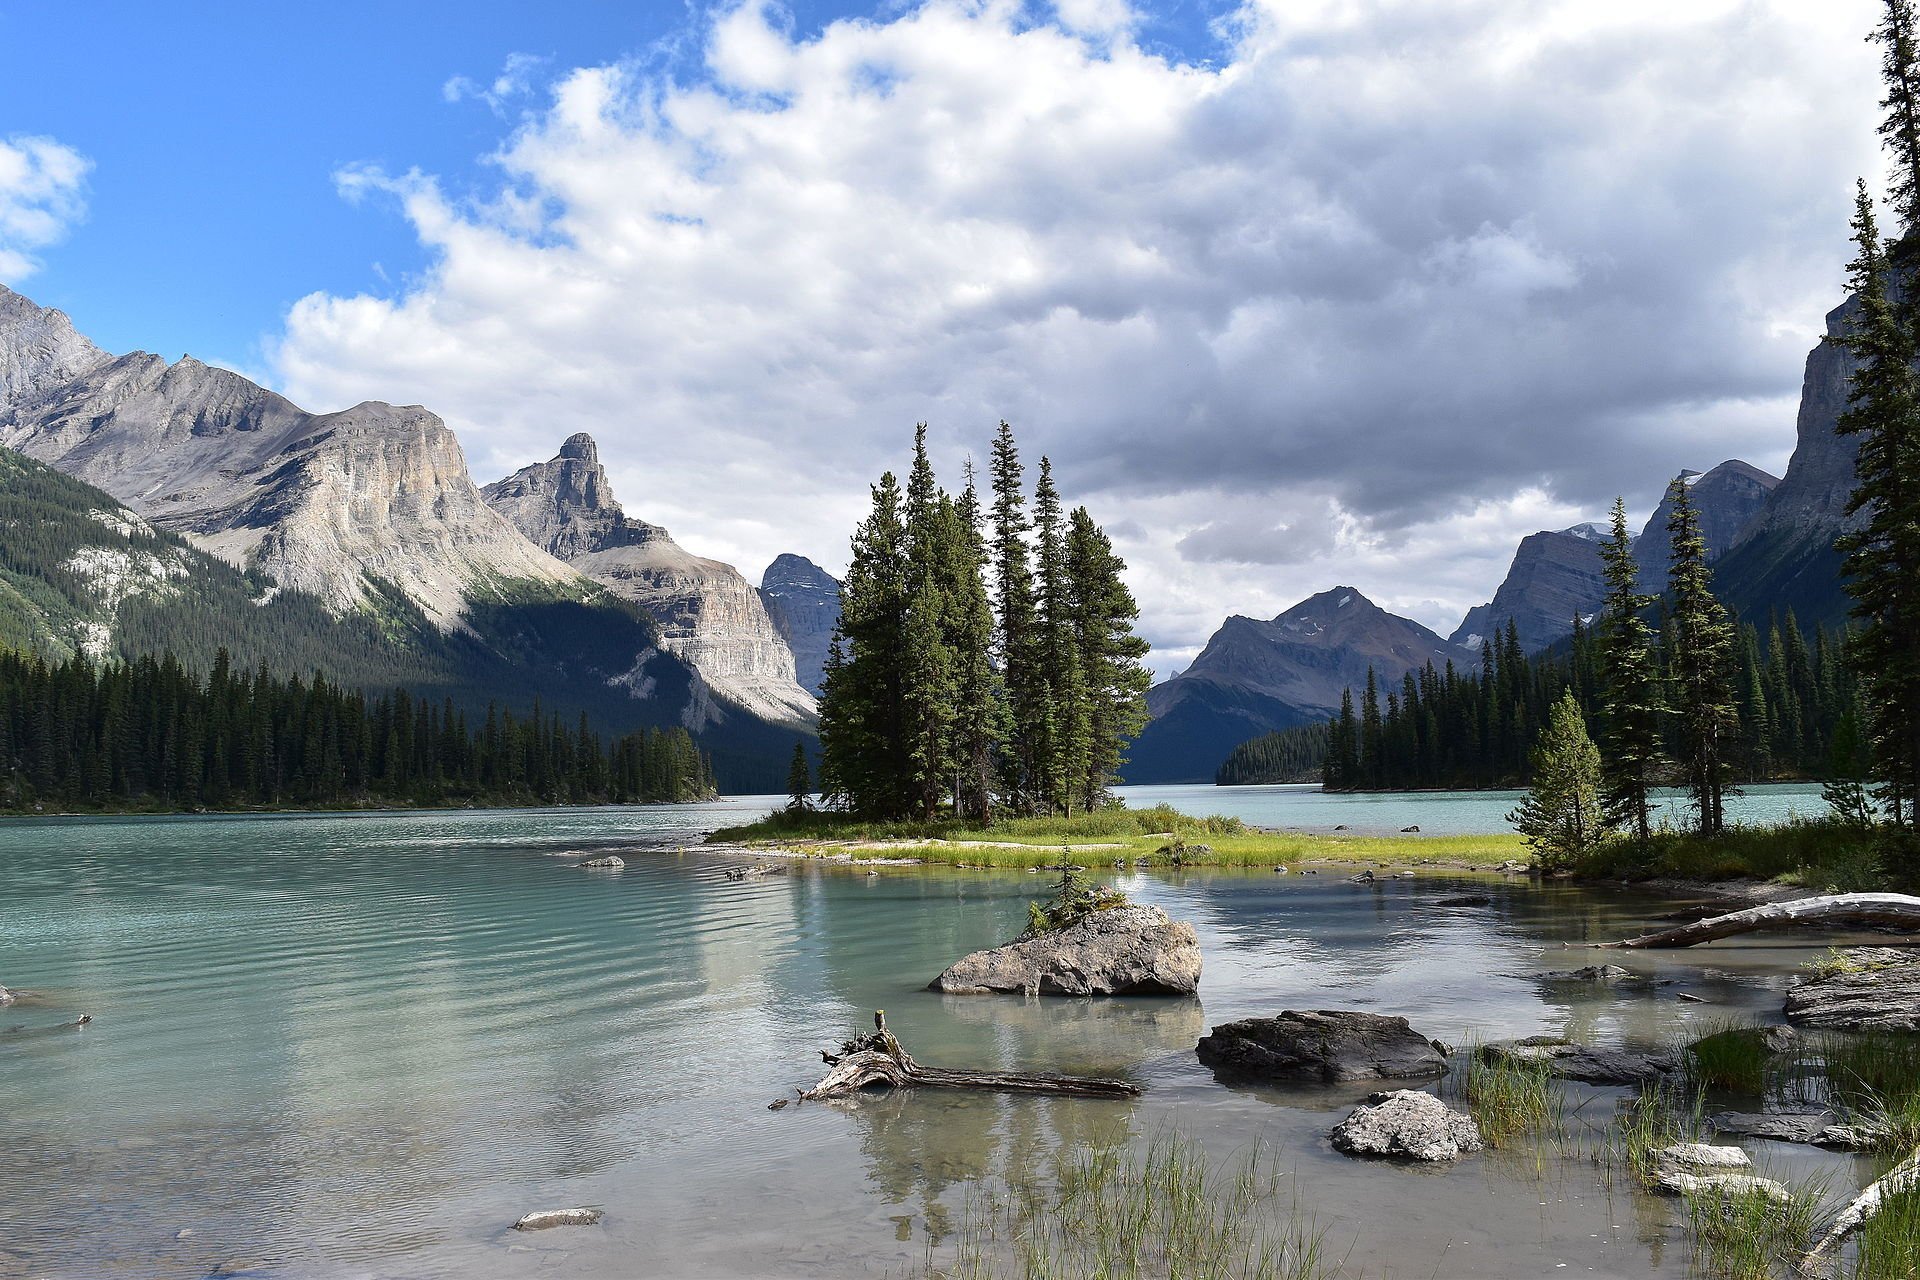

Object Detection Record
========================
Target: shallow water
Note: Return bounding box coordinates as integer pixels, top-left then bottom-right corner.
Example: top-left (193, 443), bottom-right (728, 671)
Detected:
top-left (0, 796), bottom-right (1878, 1279)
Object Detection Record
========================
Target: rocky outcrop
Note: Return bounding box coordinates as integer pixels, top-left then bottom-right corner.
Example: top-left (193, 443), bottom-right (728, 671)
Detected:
top-left (759, 554), bottom-right (841, 697)
top-left (1480, 1037), bottom-right (1678, 1084)
top-left (927, 905), bottom-right (1201, 996)
top-left (0, 285), bottom-right (108, 408)
top-left (1785, 957), bottom-right (1920, 1031)
top-left (1632, 461), bottom-right (1778, 589)
top-left (1329, 1089), bottom-right (1483, 1162)
top-left (1196, 1010), bottom-right (1451, 1083)
top-left (484, 435), bottom-right (816, 730)
top-left (1649, 1144), bottom-right (1789, 1202)
top-left (0, 304), bottom-right (579, 628)
top-left (1447, 526), bottom-right (1608, 655)
top-left (1128, 589), bottom-right (1473, 783)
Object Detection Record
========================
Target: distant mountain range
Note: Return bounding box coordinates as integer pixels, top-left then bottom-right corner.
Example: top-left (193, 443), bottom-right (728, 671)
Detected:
top-left (0, 285), bottom-right (840, 790)
top-left (1124, 288), bottom-right (1867, 784)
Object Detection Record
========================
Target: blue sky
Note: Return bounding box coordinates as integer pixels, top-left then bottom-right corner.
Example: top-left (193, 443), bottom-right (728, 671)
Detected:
top-left (0, 1), bottom-right (1887, 672)
top-left (0, 0), bottom-right (1228, 369)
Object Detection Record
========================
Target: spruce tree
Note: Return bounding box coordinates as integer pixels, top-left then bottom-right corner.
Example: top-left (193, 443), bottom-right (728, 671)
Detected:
top-left (1598, 497), bottom-right (1664, 844)
top-left (1836, 180), bottom-right (1920, 829)
top-left (1877, 0), bottom-right (1920, 242)
top-left (1664, 475), bottom-right (1739, 836)
top-left (1064, 505), bottom-right (1151, 811)
top-left (947, 464), bottom-right (1008, 823)
top-left (817, 472), bottom-right (912, 816)
top-left (900, 425), bottom-right (958, 819)
top-left (989, 422), bottom-right (1041, 813)
top-left (1031, 457), bottom-right (1091, 814)
top-left (1507, 690), bottom-right (1606, 872)
top-left (785, 740), bottom-right (812, 813)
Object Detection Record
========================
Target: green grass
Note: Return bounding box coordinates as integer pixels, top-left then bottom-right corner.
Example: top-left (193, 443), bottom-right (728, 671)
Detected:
top-left (711, 804), bottom-right (1527, 870)
top-left (1462, 1048), bottom-right (1564, 1147)
top-left (1682, 1175), bottom-right (1825, 1280)
top-left (1855, 1186), bottom-right (1920, 1280)
top-left (1575, 815), bottom-right (1906, 890)
top-left (1684, 1020), bottom-right (1779, 1096)
top-left (913, 1133), bottom-right (1334, 1280)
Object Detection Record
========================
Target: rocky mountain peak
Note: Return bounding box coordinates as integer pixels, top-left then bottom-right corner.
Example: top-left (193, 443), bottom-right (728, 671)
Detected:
top-left (0, 284), bottom-right (111, 410)
top-left (1634, 458), bottom-right (1779, 589)
top-left (760, 554), bottom-right (842, 697)
top-left (1448, 528), bottom-right (1608, 655)
top-left (559, 431), bottom-right (599, 462)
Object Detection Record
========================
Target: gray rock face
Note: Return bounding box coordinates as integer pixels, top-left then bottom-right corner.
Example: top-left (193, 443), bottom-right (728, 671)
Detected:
top-left (1481, 1037), bottom-right (1678, 1084)
top-left (1785, 959), bottom-right (1920, 1031)
top-left (1129, 588), bottom-right (1472, 783)
top-left (0, 286), bottom-right (108, 409)
top-left (0, 302), bottom-right (578, 628)
top-left (759, 554), bottom-right (841, 697)
top-left (1196, 1010), bottom-right (1451, 1083)
top-left (484, 435), bottom-right (815, 730)
top-left (1448, 526), bottom-right (1607, 655)
top-left (928, 904), bottom-right (1201, 996)
top-left (1632, 461), bottom-right (1778, 588)
top-left (1330, 1089), bottom-right (1483, 1162)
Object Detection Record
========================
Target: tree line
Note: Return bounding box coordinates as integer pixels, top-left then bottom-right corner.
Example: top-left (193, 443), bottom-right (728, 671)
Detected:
top-left (0, 648), bottom-right (716, 812)
top-left (817, 423), bottom-right (1152, 821)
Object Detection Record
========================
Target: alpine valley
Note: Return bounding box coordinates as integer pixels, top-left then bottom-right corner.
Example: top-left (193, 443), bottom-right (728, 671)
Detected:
top-left (0, 285), bottom-right (841, 791)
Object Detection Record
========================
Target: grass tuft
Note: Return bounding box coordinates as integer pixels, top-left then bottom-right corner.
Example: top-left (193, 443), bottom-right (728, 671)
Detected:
top-left (1855, 1186), bottom-right (1920, 1280)
top-left (1462, 1048), bottom-right (1563, 1147)
top-left (1682, 1175), bottom-right (1825, 1280)
top-left (1684, 1020), bottom-right (1779, 1095)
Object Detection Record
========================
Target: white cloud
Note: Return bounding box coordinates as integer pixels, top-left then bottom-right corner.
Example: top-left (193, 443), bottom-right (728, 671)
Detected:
top-left (0, 135), bottom-right (90, 282)
top-left (272, 0), bottom-right (1881, 671)
top-left (442, 52), bottom-right (547, 115)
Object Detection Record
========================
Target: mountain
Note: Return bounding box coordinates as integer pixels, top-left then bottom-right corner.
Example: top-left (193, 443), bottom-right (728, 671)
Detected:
top-left (1633, 460), bottom-right (1779, 589)
top-left (1712, 297), bottom-right (1866, 632)
top-left (1448, 525), bottom-right (1609, 655)
top-left (1123, 587), bottom-right (1473, 783)
top-left (482, 434), bottom-right (816, 730)
top-left (759, 554), bottom-right (841, 697)
top-left (0, 287), bottom-right (107, 409)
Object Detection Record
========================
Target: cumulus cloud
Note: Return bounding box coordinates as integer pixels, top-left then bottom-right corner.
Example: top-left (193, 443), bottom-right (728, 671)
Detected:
top-left (272, 0), bottom-right (1878, 676)
top-left (0, 135), bottom-right (89, 282)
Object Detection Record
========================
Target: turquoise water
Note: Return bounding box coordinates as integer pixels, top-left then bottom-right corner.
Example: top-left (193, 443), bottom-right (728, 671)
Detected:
top-left (0, 793), bottom-right (1870, 1279)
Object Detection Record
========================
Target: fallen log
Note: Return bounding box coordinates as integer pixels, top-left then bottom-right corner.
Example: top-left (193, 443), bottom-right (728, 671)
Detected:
top-left (1800, 1148), bottom-right (1920, 1273)
top-left (793, 1011), bottom-right (1140, 1102)
top-left (1603, 893), bottom-right (1920, 950)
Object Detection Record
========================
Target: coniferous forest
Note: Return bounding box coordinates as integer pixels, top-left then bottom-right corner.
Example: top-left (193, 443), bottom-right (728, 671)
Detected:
top-left (0, 648), bottom-right (715, 813)
top-left (818, 423), bottom-right (1153, 821)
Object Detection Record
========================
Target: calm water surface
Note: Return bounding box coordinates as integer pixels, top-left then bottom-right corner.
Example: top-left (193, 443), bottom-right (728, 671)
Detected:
top-left (0, 788), bottom-right (1870, 1279)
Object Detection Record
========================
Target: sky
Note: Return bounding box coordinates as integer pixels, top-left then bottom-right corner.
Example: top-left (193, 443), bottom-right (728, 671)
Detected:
top-left (0, 0), bottom-right (1889, 678)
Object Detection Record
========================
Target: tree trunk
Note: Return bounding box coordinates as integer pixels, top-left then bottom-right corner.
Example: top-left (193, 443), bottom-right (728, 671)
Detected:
top-left (793, 1011), bottom-right (1140, 1102)
top-left (1801, 1147), bottom-right (1920, 1272)
top-left (1603, 893), bottom-right (1920, 949)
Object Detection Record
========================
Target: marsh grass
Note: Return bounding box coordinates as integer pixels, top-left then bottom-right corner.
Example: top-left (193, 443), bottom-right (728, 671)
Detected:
top-left (1684, 1020), bottom-right (1778, 1096)
top-left (1854, 1185), bottom-right (1920, 1280)
top-left (916, 1133), bottom-right (1334, 1280)
top-left (1596, 1085), bottom-right (1706, 1188)
top-left (1461, 1048), bottom-right (1565, 1148)
top-left (1682, 1174), bottom-right (1825, 1280)
top-left (1819, 1032), bottom-right (1920, 1115)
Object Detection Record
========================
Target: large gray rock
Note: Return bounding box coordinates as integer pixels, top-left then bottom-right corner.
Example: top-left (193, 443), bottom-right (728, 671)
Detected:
top-left (1786, 958), bottom-right (1920, 1031)
top-left (927, 905), bottom-right (1201, 996)
top-left (1196, 1010), bottom-right (1450, 1083)
top-left (1650, 1143), bottom-right (1789, 1202)
top-left (1710, 1110), bottom-right (1882, 1150)
top-left (1330, 1089), bottom-right (1483, 1162)
top-left (484, 435), bottom-right (816, 730)
top-left (1481, 1037), bottom-right (1678, 1084)
top-left (513, 1207), bottom-right (603, 1231)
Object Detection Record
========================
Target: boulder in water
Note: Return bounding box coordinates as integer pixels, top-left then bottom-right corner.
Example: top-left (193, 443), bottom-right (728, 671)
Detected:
top-left (1786, 955), bottom-right (1920, 1031)
top-left (577, 856), bottom-right (625, 869)
top-left (1480, 1037), bottom-right (1677, 1084)
top-left (513, 1207), bottom-right (604, 1231)
top-left (1197, 1010), bottom-right (1450, 1083)
top-left (928, 905), bottom-right (1201, 996)
top-left (1330, 1089), bottom-right (1483, 1162)
top-left (1650, 1143), bottom-right (1789, 1201)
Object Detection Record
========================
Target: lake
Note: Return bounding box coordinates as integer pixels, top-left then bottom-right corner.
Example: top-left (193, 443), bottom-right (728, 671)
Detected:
top-left (0, 786), bottom-right (1869, 1279)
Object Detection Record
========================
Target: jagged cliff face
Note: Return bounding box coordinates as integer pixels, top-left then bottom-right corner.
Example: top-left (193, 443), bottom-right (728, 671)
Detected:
top-left (0, 296), bottom-right (578, 628)
top-left (1633, 460), bottom-right (1778, 588)
top-left (0, 286), bottom-right (108, 409)
top-left (1125, 588), bottom-right (1471, 783)
top-left (759, 554), bottom-right (841, 697)
top-left (484, 435), bottom-right (817, 730)
top-left (1448, 526), bottom-right (1608, 655)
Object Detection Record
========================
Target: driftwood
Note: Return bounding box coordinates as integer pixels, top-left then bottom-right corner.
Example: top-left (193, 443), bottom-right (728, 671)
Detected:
top-left (1603, 893), bottom-right (1920, 950)
top-left (1801, 1148), bottom-right (1920, 1273)
top-left (793, 1011), bottom-right (1140, 1102)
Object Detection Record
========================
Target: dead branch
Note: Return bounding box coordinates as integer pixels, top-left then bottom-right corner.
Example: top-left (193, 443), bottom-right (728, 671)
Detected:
top-left (793, 1011), bottom-right (1140, 1102)
top-left (1602, 893), bottom-right (1920, 950)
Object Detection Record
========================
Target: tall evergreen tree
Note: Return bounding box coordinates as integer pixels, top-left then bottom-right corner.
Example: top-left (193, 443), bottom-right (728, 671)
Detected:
top-left (1664, 475), bottom-right (1739, 836)
top-left (1064, 504), bottom-right (1151, 811)
top-left (900, 425), bottom-right (959, 820)
top-left (1599, 497), bottom-right (1664, 844)
top-left (989, 421), bottom-right (1041, 810)
top-left (1031, 457), bottom-right (1091, 814)
top-left (1877, 0), bottom-right (1920, 242)
top-left (947, 464), bottom-right (1007, 823)
top-left (1836, 181), bottom-right (1920, 829)
top-left (818, 472), bottom-right (912, 815)
top-left (786, 740), bottom-right (812, 813)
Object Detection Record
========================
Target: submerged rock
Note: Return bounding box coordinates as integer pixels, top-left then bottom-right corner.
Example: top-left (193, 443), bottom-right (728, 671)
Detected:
top-left (1330, 1089), bottom-right (1482, 1162)
top-left (1650, 1144), bottom-right (1789, 1202)
top-left (1541, 964), bottom-right (1639, 985)
top-left (513, 1207), bottom-right (604, 1231)
top-left (1786, 953), bottom-right (1920, 1031)
top-left (1197, 1010), bottom-right (1450, 1083)
top-left (1710, 1110), bottom-right (1882, 1150)
top-left (1435, 894), bottom-right (1493, 908)
top-left (927, 905), bottom-right (1201, 996)
top-left (577, 856), bottom-right (625, 869)
top-left (1480, 1037), bottom-right (1677, 1084)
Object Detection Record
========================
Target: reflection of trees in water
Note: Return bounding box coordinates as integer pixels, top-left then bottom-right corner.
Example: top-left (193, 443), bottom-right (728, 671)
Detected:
top-left (841, 1089), bottom-right (1140, 1249)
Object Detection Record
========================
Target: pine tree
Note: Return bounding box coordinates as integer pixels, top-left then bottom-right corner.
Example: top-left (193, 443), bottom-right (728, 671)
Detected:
top-left (1064, 505), bottom-right (1151, 811)
top-left (948, 463), bottom-right (1007, 823)
top-left (989, 421), bottom-right (1041, 812)
top-left (785, 739), bottom-right (812, 813)
top-left (1876, 0), bottom-right (1920, 243)
top-left (900, 425), bottom-right (958, 820)
top-left (1031, 457), bottom-right (1091, 814)
top-left (1664, 475), bottom-right (1739, 836)
top-left (1507, 691), bottom-right (1606, 872)
top-left (1836, 180), bottom-right (1920, 829)
top-left (1599, 497), bottom-right (1664, 844)
top-left (1326, 688), bottom-right (1359, 789)
top-left (818, 472), bottom-right (912, 815)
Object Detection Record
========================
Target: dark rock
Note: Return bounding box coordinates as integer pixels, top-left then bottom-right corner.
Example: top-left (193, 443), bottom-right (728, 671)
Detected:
top-left (1400, 825), bottom-right (1420, 833)
top-left (1709, 1110), bottom-right (1882, 1150)
top-left (1329, 1089), bottom-right (1482, 1162)
top-left (1480, 1037), bottom-right (1677, 1084)
top-left (1197, 1010), bottom-right (1450, 1084)
top-left (1786, 963), bottom-right (1920, 1031)
top-left (1435, 894), bottom-right (1493, 908)
top-left (1541, 964), bottom-right (1640, 986)
top-left (1349, 870), bottom-right (1375, 884)
top-left (929, 905), bottom-right (1201, 996)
